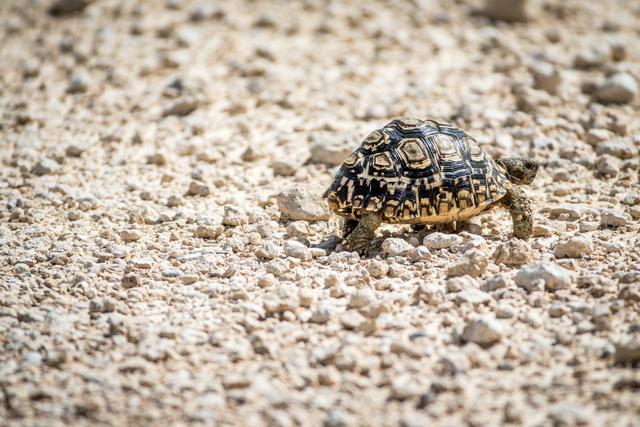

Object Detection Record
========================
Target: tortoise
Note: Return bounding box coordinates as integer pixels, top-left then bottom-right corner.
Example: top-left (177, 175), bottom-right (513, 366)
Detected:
top-left (323, 118), bottom-right (539, 254)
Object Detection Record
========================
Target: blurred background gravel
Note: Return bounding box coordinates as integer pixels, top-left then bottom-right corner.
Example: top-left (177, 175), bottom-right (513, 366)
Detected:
top-left (0, 0), bottom-right (639, 426)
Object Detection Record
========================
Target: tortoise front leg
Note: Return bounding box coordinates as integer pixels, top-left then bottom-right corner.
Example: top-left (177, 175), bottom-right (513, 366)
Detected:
top-left (341, 212), bottom-right (383, 255)
top-left (499, 186), bottom-right (532, 239)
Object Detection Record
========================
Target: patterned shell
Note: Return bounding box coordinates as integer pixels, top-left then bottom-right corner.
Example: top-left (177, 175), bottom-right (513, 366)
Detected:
top-left (323, 118), bottom-right (509, 224)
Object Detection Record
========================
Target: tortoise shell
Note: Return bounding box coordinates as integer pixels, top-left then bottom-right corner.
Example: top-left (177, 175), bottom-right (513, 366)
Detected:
top-left (323, 118), bottom-right (509, 224)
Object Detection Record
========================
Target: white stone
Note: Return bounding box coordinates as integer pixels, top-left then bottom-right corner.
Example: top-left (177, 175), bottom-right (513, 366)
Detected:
top-left (496, 303), bottom-right (515, 318)
top-left (446, 249), bottom-right (489, 278)
top-left (600, 210), bottom-right (630, 227)
top-left (595, 73), bottom-right (638, 104)
top-left (348, 289), bottom-right (375, 309)
top-left (614, 337), bottom-right (640, 365)
top-left (585, 128), bottom-right (613, 147)
top-left (446, 275), bottom-right (478, 292)
top-left (120, 229), bottom-right (141, 242)
top-left (549, 204), bottom-right (585, 220)
top-left (286, 221), bottom-right (310, 238)
top-left (222, 206), bottom-right (248, 226)
top-left (574, 45), bottom-right (609, 69)
top-left (532, 62), bottom-right (562, 94)
top-left (514, 262), bottom-right (574, 291)
top-left (283, 240), bottom-right (311, 261)
top-left (277, 187), bottom-right (329, 222)
top-left (554, 236), bottom-right (593, 258)
top-left (452, 232), bottom-right (488, 253)
top-left (310, 302), bottom-right (332, 324)
top-left (461, 316), bottom-right (506, 346)
top-left (454, 288), bottom-right (491, 305)
top-left (310, 141), bottom-right (353, 166)
top-left (596, 138), bottom-right (638, 159)
top-left (493, 239), bottom-right (533, 265)
top-left (423, 232), bottom-right (463, 250)
top-left (31, 158), bottom-right (59, 176)
top-left (194, 224), bottom-right (223, 239)
top-left (255, 241), bottom-right (281, 260)
top-left (381, 238), bottom-right (414, 257)
top-left (411, 246), bottom-right (432, 261)
top-left (367, 259), bottom-right (389, 278)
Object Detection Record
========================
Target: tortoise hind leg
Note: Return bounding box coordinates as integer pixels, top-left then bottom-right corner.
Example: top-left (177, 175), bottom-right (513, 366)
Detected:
top-left (499, 185), bottom-right (533, 239)
top-left (341, 212), bottom-right (382, 255)
top-left (342, 219), bottom-right (359, 239)
top-left (434, 222), bottom-right (456, 233)
top-left (411, 224), bottom-right (427, 233)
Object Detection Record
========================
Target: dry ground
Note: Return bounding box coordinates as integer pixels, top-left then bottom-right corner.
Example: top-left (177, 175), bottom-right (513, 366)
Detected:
top-left (1, 0), bottom-right (639, 426)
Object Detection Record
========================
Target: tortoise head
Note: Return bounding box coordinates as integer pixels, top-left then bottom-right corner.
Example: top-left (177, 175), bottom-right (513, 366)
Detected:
top-left (496, 157), bottom-right (539, 185)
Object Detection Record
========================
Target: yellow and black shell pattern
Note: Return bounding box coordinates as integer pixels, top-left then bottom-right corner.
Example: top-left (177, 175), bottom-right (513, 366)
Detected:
top-left (323, 118), bottom-right (509, 224)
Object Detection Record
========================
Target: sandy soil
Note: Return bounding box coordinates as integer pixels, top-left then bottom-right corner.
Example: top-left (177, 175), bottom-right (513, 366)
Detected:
top-left (1, 0), bottom-right (639, 426)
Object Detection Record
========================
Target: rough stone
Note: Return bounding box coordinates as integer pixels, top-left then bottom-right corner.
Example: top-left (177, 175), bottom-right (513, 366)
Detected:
top-left (423, 232), bottom-right (463, 250)
top-left (222, 206), bottom-right (248, 226)
top-left (493, 239), bottom-right (533, 265)
top-left (194, 224), bottom-right (224, 239)
top-left (277, 187), bottom-right (329, 221)
top-left (461, 317), bottom-right (506, 346)
top-left (381, 238), bottom-right (414, 257)
top-left (2, 2), bottom-right (638, 424)
top-left (310, 302), bottom-right (333, 324)
top-left (310, 138), bottom-right (353, 166)
top-left (286, 221), bottom-right (310, 238)
top-left (549, 204), bottom-right (585, 221)
top-left (585, 128), bottom-right (613, 147)
top-left (614, 337), bottom-right (640, 365)
top-left (185, 181), bottom-right (210, 197)
top-left (49, 0), bottom-right (90, 15)
top-left (600, 210), bottom-right (629, 227)
top-left (367, 259), bottom-right (389, 278)
top-left (120, 229), bottom-right (142, 242)
top-left (515, 262), bottom-right (574, 291)
top-left (481, 0), bottom-right (529, 22)
top-left (66, 73), bottom-right (90, 94)
top-left (454, 288), bottom-right (491, 305)
top-left (255, 241), bottom-right (281, 260)
top-left (597, 138), bottom-right (638, 160)
top-left (283, 239), bottom-right (312, 261)
top-left (31, 158), bottom-right (59, 176)
top-left (163, 97), bottom-right (201, 116)
top-left (532, 63), bottom-right (562, 94)
top-left (574, 46), bottom-right (609, 69)
top-left (554, 236), bottom-right (593, 258)
top-left (411, 246), bottom-right (432, 261)
top-left (447, 249), bottom-right (489, 278)
top-left (595, 73), bottom-right (638, 104)
top-left (121, 273), bottom-right (140, 289)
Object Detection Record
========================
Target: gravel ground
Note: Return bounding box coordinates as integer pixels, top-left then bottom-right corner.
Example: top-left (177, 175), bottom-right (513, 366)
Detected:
top-left (1, 0), bottom-right (640, 426)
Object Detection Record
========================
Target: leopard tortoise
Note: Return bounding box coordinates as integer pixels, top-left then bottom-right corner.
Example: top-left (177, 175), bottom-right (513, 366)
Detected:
top-left (323, 118), bottom-right (539, 254)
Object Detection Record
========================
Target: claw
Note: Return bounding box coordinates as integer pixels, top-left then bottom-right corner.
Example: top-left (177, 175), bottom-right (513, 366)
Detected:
top-left (341, 237), bottom-right (370, 256)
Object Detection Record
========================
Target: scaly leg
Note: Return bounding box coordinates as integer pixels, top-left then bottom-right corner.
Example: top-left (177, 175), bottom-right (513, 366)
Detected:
top-left (411, 224), bottom-right (427, 233)
top-left (342, 219), bottom-right (359, 239)
top-left (499, 185), bottom-right (532, 239)
top-left (341, 212), bottom-right (383, 255)
top-left (432, 221), bottom-right (470, 233)
top-left (434, 222), bottom-right (456, 233)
